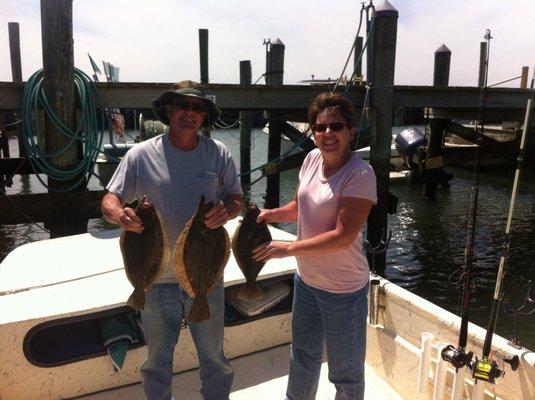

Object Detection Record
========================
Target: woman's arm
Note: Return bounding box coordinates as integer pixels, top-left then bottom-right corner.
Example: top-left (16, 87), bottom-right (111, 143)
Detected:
top-left (257, 199), bottom-right (299, 224)
top-left (253, 196), bottom-right (373, 261)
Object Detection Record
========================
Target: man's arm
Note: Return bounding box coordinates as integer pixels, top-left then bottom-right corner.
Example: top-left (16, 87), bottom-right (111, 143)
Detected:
top-left (101, 192), bottom-right (143, 233)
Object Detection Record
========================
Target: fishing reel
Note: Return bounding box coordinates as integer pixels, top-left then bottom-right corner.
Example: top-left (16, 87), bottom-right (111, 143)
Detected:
top-left (471, 357), bottom-right (502, 383)
top-left (441, 345), bottom-right (473, 369)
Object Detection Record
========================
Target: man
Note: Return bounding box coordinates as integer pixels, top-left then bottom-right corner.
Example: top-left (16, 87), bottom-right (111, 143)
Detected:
top-left (101, 80), bottom-right (242, 400)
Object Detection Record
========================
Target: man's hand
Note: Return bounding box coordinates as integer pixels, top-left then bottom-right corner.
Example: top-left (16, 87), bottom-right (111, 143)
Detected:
top-left (205, 204), bottom-right (229, 229)
top-left (118, 207), bottom-right (144, 233)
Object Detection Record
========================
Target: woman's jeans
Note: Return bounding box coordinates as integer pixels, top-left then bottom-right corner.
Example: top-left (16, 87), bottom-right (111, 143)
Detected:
top-left (286, 274), bottom-right (368, 400)
top-left (140, 282), bottom-right (234, 400)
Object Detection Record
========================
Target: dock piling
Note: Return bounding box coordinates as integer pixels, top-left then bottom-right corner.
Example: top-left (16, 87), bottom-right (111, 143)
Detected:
top-left (199, 29), bottom-right (209, 84)
top-left (520, 66), bottom-right (529, 89)
top-left (478, 41), bottom-right (487, 87)
top-left (424, 44), bottom-right (452, 200)
top-left (367, 1), bottom-right (398, 276)
top-left (265, 39), bottom-right (285, 209)
top-left (8, 22), bottom-right (25, 158)
top-left (41, 0), bottom-right (87, 237)
top-left (239, 60), bottom-right (252, 189)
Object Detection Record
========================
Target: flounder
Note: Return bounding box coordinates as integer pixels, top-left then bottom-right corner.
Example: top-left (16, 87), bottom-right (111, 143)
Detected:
top-left (231, 203), bottom-right (272, 302)
top-left (173, 196), bottom-right (230, 323)
top-left (120, 196), bottom-right (168, 310)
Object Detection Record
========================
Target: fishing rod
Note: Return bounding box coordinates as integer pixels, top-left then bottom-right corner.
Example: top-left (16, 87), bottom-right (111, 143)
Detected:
top-left (471, 70), bottom-right (534, 385)
top-left (441, 29), bottom-right (494, 373)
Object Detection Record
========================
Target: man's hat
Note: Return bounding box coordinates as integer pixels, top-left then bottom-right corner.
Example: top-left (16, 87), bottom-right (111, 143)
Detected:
top-left (152, 80), bottom-right (220, 127)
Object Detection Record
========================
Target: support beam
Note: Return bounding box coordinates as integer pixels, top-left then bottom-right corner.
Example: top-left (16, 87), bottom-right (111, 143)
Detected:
top-left (0, 191), bottom-right (105, 225)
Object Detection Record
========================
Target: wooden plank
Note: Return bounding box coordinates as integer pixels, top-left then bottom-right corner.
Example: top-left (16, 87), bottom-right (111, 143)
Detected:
top-left (0, 157), bottom-right (35, 176)
top-left (0, 190), bottom-right (105, 225)
top-left (1, 82), bottom-right (533, 113)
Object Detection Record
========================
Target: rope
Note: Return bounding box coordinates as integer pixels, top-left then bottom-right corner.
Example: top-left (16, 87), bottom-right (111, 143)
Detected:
top-left (21, 68), bottom-right (105, 192)
top-left (333, 5), bottom-right (366, 93)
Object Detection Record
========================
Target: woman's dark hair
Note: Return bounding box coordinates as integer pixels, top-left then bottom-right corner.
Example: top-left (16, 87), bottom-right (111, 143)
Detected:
top-left (307, 92), bottom-right (356, 130)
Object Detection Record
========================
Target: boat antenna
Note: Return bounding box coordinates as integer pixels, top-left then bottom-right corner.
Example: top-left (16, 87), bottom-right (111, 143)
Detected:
top-left (471, 66), bottom-right (534, 385)
top-left (441, 28), bottom-right (493, 373)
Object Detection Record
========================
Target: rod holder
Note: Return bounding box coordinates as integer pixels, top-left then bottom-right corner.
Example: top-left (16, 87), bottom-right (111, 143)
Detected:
top-left (368, 277), bottom-right (381, 325)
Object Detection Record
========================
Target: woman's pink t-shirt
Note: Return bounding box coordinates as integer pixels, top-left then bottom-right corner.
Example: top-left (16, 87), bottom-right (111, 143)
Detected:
top-left (296, 149), bottom-right (377, 293)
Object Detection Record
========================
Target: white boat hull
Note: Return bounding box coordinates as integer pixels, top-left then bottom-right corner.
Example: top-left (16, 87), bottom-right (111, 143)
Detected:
top-left (0, 220), bottom-right (533, 399)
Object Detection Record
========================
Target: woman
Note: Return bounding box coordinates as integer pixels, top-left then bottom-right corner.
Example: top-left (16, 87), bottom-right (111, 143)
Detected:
top-left (253, 92), bottom-right (377, 400)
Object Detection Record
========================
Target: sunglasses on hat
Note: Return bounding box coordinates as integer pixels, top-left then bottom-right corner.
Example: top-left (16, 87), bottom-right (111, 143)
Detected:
top-left (313, 121), bottom-right (346, 133)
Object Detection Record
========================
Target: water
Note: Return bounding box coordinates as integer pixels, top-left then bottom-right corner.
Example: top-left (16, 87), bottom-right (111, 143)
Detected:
top-left (2, 127), bottom-right (534, 350)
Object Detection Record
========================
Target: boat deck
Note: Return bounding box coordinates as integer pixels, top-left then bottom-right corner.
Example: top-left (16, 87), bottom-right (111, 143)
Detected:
top-left (76, 343), bottom-right (403, 400)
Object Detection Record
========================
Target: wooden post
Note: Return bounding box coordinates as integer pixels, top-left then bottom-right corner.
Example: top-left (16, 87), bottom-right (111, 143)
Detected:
top-left (520, 66), bottom-right (529, 89)
top-left (0, 112), bottom-right (9, 190)
top-left (478, 41), bottom-right (487, 87)
top-left (354, 36), bottom-right (363, 80)
top-left (265, 39), bottom-right (285, 209)
top-left (433, 44), bottom-right (451, 87)
top-left (199, 29), bottom-right (209, 84)
top-left (424, 44), bottom-right (451, 200)
top-left (239, 60), bottom-right (252, 189)
top-left (8, 23), bottom-right (22, 81)
top-left (41, 0), bottom-right (86, 237)
top-left (8, 22), bottom-right (25, 158)
top-left (367, 1), bottom-right (398, 276)
top-left (366, 8), bottom-right (375, 86)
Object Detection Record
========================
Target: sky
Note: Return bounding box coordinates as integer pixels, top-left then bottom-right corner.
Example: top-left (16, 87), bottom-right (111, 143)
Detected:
top-left (1, 0), bottom-right (534, 87)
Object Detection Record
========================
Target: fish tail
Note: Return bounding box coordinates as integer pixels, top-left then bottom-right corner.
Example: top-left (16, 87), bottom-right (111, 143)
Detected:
top-left (188, 295), bottom-right (210, 323)
top-left (127, 288), bottom-right (146, 311)
top-left (237, 283), bottom-right (263, 302)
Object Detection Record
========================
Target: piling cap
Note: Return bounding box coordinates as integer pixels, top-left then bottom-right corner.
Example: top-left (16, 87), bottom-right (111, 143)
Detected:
top-left (435, 44), bottom-right (451, 54)
top-left (375, 0), bottom-right (399, 17)
top-left (272, 38), bottom-right (285, 47)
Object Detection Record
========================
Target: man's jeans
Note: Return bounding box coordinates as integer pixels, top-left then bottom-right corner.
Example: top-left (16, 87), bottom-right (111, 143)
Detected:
top-left (286, 274), bottom-right (368, 400)
top-left (140, 282), bottom-right (234, 400)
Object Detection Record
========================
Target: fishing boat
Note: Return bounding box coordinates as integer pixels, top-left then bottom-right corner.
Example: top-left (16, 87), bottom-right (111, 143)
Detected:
top-left (0, 218), bottom-right (532, 400)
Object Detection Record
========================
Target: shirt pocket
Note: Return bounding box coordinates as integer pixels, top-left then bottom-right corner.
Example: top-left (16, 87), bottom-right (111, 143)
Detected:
top-left (194, 173), bottom-right (219, 204)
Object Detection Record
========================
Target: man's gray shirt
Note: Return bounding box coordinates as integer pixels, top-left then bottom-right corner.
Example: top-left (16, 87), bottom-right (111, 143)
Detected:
top-left (107, 133), bottom-right (242, 283)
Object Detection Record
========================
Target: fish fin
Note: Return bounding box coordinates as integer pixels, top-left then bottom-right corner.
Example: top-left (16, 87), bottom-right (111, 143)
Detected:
top-left (237, 283), bottom-right (263, 302)
top-left (188, 295), bottom-right (210, 323)
top-left (127, 288), bottom-right (145, 311)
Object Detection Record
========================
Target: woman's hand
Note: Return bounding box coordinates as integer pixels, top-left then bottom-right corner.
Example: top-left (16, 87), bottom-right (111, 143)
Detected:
top-left (118, 207), bottom-right (144, 233)
top-left (205, 204), bottom-right (229, 229)
top-left (257, 209), bottom-right (275, 224)
top-left (252, 240), bottom-right (293, 262)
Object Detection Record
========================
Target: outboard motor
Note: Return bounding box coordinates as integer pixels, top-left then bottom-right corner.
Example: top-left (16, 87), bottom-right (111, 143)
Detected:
top-left (395, 127), bottom-right (427, 170)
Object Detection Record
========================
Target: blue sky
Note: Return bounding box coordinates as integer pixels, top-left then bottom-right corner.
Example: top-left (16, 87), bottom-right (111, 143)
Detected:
top-left (1, 0), bottom-right (534, 87)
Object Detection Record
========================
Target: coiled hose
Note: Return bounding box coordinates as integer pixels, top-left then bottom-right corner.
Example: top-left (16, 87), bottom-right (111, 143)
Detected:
top-left (21, 68), bottom-right (104, 192)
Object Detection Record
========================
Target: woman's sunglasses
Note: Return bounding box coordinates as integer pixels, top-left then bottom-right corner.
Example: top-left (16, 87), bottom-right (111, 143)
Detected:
top-left (172, 100), bottom-right (207, 112)
top-left (314, 121), bottom-right (346, 133)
